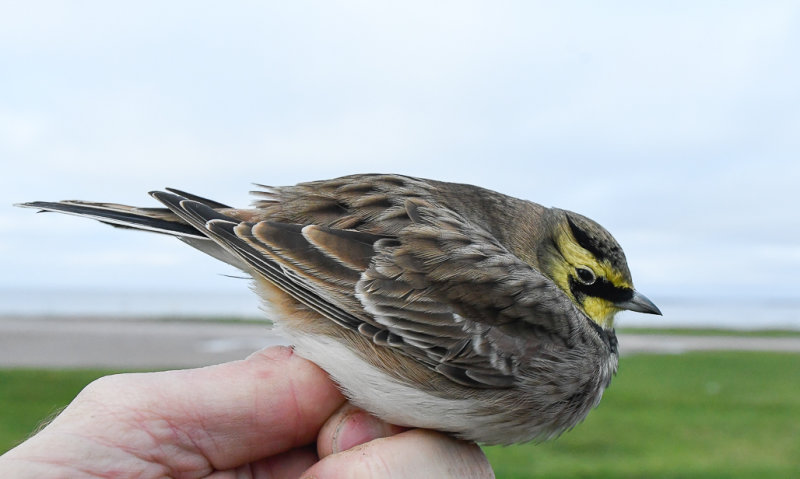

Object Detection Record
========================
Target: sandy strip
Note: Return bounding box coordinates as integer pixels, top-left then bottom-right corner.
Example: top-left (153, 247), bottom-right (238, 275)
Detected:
top-left (0, 316), bottom-right (285, 369)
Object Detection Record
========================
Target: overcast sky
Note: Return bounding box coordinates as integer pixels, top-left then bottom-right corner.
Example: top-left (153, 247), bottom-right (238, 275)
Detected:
top-left (2, 2), bottom-right (799, 315)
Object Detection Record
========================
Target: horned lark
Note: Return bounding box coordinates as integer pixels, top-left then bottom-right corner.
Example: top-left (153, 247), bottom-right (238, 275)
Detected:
top-left (19, 173), bottom-right (660, 445)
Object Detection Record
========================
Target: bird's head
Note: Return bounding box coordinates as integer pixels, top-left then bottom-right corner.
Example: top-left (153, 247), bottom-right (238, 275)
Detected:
top-left (537, 208), bottom-right (661, 329)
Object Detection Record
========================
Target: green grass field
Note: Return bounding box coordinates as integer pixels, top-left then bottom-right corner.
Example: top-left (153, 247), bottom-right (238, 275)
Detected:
top-left (2, 352), bottom-right (799, 477)
top-left (484, 352), bottom-right (800, 478)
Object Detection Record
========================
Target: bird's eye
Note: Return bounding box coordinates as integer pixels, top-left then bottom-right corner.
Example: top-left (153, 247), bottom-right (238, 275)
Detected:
top-left (575, 267), bottom-right (596, 285)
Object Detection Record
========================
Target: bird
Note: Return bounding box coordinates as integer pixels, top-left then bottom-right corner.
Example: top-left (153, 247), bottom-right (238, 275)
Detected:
top-left (18, 173), bottom-right (661, 445)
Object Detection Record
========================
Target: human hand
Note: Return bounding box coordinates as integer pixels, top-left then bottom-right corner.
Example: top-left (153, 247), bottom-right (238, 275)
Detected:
top-left (0, 346), bottom-right (494, 478)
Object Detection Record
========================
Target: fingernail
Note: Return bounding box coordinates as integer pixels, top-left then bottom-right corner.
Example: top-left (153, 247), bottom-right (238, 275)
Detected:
top-left (333, 409), bottom-right (388, 453)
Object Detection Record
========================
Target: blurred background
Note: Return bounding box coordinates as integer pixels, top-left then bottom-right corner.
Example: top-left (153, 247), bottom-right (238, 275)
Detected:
top-left (1, 2), bottom-right (798, 477)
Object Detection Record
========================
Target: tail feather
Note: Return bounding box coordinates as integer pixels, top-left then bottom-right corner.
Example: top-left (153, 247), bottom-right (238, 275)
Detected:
top-left (16, 195), bottom-right (250, 271)
top-left (16, 200), bottom-right (205, 239)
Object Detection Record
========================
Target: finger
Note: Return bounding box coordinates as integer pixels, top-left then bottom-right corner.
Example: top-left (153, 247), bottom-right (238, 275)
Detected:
top-left (59, 346), bottom-right (345, 472)
top-left (205, 446), bottom-right (318, 479)
top-left (301, 429), bottom-right (494, 479)
top-left (250, 446), bottom-right (319, 479)
top-left (317, 404), bottom-right (407, 457)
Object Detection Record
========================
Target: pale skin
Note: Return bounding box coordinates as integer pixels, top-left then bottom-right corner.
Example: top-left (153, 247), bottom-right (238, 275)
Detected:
top-left (0, 346), bottom-right (494, 478)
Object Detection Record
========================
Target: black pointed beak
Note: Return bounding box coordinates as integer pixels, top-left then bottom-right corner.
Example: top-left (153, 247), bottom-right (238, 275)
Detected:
top-left (616, 290), bottom-right (662, 315)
